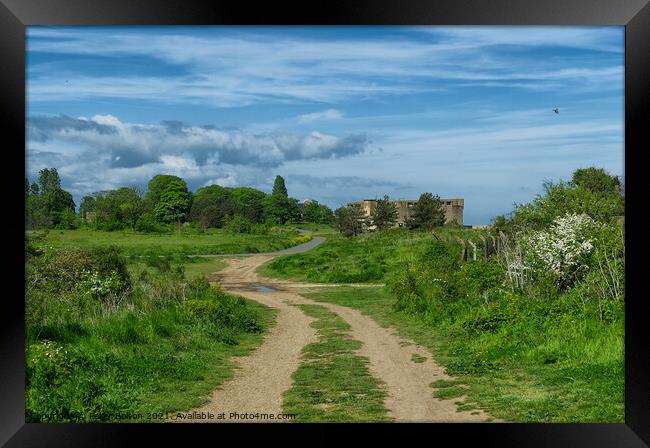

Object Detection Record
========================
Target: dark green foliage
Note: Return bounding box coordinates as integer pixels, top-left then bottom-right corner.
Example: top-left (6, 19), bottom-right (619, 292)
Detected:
top-left (263, 193), bottom-right (300, 225)
top-left (334, 204), bottom-right (365, 237)
top-left (153, 185), bottom-right (192, 225)
top-left (272, 175), bottom-right (288, 197)
top-left (91, 187), bottom-right (145, 230)
top-left (407, 192), bottom-right (445, 230)
top-left (572, 167), bottom-right (622, 196)
top-left (223, 214), bottom-right (253, 234)
top-left (230, 187), bottom-right (267, 223)
top-left (26, 245), bottom-right (132, 327)
top-left (301, 200), bottom-right (334, 224)
top-left (79, 196), bottom-right (95, 219)
top-left (134, 212), bottom-right (160, 232)
top-left (371, 195), bottom-right (398, 230)
top-left (55, 209), bottom-right (81, 230)
top-left (510, 180), bottom-right (624, 230)
top-left (189, 185), bottom-right (236, 228)
top-left (26, 168), bottom-right (76, 229)
top-left (459, 259), bottom-right (506, 297)
top-left (145, 175), bottom-right (185, 207)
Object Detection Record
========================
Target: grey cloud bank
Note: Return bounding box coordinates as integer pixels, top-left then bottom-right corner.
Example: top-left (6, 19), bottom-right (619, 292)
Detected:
top-left (28, 114), bottom-right (370, 169)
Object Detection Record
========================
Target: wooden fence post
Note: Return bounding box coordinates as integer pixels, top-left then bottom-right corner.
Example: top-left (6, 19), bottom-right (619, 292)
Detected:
top-left (467, 239), bottom-right (477, 261)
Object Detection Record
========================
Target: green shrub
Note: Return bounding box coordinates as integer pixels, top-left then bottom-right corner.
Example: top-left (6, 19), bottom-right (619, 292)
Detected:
top-left (459, 259), bottom-right (505, 298)
top-left (54, 209), bottom-right (81, 230)
top-left (135, 213), bottom-right (159, 232)
top-left (182, 284), bottom-right (262, 335)
top-left (223, 214), bottom-right (253, 234)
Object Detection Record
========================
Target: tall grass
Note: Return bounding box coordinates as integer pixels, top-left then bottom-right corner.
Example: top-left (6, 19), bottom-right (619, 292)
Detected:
top-left (26, 244), bottom-right (271, 422)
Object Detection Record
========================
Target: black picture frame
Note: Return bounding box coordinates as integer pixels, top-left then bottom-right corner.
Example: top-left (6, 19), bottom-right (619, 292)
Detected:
top-left (2, 0), bottom-right (648, 446)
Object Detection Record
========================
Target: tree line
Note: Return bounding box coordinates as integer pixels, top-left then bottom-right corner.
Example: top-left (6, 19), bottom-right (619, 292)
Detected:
top-left (333, 192), bottom-right (448, 237)
top-left (26, 168), bottom-right (334, 231)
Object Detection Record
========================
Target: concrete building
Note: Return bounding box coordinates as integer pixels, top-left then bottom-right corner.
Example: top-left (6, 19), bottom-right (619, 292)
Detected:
top-left (348, 198), bottom-right (464, 227)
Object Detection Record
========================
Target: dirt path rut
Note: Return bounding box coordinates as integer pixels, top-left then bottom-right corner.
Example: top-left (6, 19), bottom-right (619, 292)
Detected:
top-left (187, 251), bottom-right (492, 422)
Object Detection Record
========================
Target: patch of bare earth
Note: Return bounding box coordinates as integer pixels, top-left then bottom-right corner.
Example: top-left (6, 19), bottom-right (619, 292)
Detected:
top-left (183, 253), bottom-right (493, 422)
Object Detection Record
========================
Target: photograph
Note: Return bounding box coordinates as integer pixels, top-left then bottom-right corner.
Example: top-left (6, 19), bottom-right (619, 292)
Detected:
top-left (23, 24), bottom-right (627, 424)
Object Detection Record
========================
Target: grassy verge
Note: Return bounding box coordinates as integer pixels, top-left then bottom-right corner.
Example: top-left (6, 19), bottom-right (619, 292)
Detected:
top-left (289, 223), bottom-right (339, 237)
top-left (181, 256), bottom-right (229, 279)
top-left (33, 227), bottom-right (301, 256)
top-left (127, 256), bottom-right (229, 280)
top-left (26, 244), bottom-right (275, 422)
top-left (282, 304), bottom-right (389, 422)
top-left (27, 298), bottom-right (274, 422)
top-left (303, 287), bottom-right (623, 423)
top-left (262, 227), bottom-right (478, 283)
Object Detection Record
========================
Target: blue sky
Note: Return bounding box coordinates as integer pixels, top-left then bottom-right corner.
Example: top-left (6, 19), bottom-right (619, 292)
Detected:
top-left (26, 26), bottom-right (624, 224)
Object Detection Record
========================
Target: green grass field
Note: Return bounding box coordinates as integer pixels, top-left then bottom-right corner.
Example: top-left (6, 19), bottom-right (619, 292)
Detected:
top-left (287, 223), bottom-right (338, 236)
top-left (304, 287), bottom-right (623, 422)
top-left (261, 227), bottom-right (477, 283)
top-left (26, 294), bottom-right (275, 422)
top-left (282, 304), bottom-right (389, 422)
top-left (180, 256), bottom-right (229, 278)
top-left (32, 228), bottom-right (302, 256)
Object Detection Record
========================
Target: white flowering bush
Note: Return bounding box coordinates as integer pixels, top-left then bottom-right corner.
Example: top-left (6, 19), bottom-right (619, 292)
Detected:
top-left (26, 340), bottom-right (71, 385)
top-left (77, 269), bottom-right (125, 302)
top-left (524, 213), bottom-right (600, 289)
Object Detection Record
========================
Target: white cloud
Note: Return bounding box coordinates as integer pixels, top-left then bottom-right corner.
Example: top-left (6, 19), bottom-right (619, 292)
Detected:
top-left (27, 27), bottom-right (624, 107)
top-left (296, 109), bottom-right (344, 123)
top-left (29, 114), bottom-right (370, 169)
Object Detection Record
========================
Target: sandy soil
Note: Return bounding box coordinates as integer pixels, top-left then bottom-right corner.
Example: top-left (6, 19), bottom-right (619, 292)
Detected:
top-left (183, 249), bottom-right (493, 422)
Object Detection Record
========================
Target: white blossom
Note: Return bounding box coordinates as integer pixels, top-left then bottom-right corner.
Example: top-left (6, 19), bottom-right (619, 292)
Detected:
top-left (525, 213), bottom-right (599, 285)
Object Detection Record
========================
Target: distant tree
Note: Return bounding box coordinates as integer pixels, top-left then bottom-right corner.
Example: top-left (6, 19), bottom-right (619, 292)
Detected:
top-left (231, 187), bottom-right (267, 223)
top-left (29, 181), bottom-right (40, 196)
top-left (272, 175), bottom-right (288, 197)
top-left (263, 175), bottom-right (299, 225)
top-left (223, 214), bottom-right (253, 234)
top-left (263, 194), bottom-right (300, 225)
top-left (90, 187), bottom-right (145, 230)
top-left (145, 175), bottom-right (189, 212)
top-left (195, 205), bottom-right (223, 230)
top-left (407, 193), bottom-right (445, 230)
top-left (38, 168), bottom-right (63, 194)
top-left (572, 167), bottom-right (622, 197)
top-left (189, 185), bottom-right (236, 228)
top-left (144, 175), bottom-right (191, 227)
top-left (154, 188), bottom-right (192, 228)
top-left (79, 196), bottom-right (96, 220)
top-left (302, 200), bottom-right (334, 224)
top-left (57, 209), bottom-right (80, 229)
top-left (335, 204), bottom-right (366, 237)
top-left (116, 188), bottom-right (145, 230)
top-left (26, 194), bottom-right (50, 229)
top-left (371, 195), bottom-right (398, 230)
top-left (512, 179), bottom-right (625, 230)
top-left (26, 168), bottom-right (75, 229)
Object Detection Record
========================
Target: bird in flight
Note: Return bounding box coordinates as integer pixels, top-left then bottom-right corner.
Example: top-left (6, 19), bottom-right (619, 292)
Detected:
top-left (553, 108), bottom-right (559, 114)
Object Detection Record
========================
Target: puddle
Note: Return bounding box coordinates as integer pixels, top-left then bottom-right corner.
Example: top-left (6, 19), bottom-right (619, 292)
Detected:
top-left (253, 284), bottom-right (276, 292)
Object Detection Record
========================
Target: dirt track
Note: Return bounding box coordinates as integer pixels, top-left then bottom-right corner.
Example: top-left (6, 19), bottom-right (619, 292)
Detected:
top-left (184, 248), bottom-right (492, 422)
